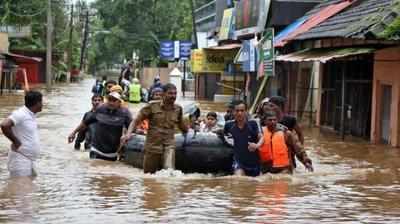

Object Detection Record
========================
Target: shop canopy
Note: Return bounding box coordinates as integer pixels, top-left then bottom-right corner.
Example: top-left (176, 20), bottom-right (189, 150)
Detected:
top-left (275, 48), bottom-right (375, 63)
top-left (3, 52), bottom-right (42, 63)
top-left (204, 43), bottom-right (241, 50)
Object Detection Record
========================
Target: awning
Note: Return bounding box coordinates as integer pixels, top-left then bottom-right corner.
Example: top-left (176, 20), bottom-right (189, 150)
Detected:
top-left (276, 48), bottom-right (375, 63)
top-left (3, 52), bottom-right (42, 63)
top-left (205, 43), bottom-right (241, 50)
top-left (275, 0), bottom-right (355, 47)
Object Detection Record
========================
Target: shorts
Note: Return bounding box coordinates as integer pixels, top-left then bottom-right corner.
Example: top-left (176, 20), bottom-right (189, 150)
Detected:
top-left (232, 159), bottom-right (260, 177)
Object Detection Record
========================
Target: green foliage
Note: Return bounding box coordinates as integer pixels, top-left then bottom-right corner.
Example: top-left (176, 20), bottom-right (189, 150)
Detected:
top-left (378, 1), bottom-right (400, 40)
top-left (89, 0), bottom-right (196, 69)
top-left (379, 17), bottom-right (400, 40)
top-left (1, 0), bottom-right (88, 73)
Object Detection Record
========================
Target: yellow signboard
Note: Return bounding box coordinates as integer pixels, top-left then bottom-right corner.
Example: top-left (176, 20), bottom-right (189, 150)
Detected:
top-left (191, 49), bottom-right (205, 72)
top-left (191, 49), bottom-right (237, 73)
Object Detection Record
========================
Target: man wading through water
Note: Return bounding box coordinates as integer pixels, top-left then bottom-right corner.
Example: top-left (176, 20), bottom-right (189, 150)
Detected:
top-left (259, 111), bottom-right (313, 174)
top-left (68, 91), bottom-right (132, 161)
top-left (121, 83), bottom-right (188, 173)
top-left (223, 100), bottom-right (264, 177)
top-left (1, 91), bottom-right (43, 177)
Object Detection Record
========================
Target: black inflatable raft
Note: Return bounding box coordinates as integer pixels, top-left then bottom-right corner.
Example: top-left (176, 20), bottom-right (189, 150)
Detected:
top-left (123, 131), bottom-right (234, 174)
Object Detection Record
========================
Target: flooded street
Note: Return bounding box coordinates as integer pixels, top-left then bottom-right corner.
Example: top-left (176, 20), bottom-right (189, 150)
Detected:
top-left (0, 79), bottom-right (399, 223)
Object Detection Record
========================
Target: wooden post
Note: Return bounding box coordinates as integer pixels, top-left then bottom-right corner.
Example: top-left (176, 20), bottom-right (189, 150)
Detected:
top-left (22, 69), bottom-right (30, 91)
top-left (190, 0), bottom-right (198, 49)
top-left (79, 10), bottom-right (89, 71)
top-left (340, 62), bottom-right (346, 140)
top-left (183, 60), bottom-right (186, 97)
top-left (46, 0), bottom-right (53, 88)
top-left (67, 4), bottom-right (74, 83)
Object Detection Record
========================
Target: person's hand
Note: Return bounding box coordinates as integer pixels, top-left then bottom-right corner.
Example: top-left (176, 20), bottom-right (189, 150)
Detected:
top-left (11, 141), bottom-right (21, 151)
top-left (304, 160), bottom-right (314, 172)
top-left (248, 143), bottom-right (258, 152)
top-left (68, 133), bottom-right (76, 143)
top-left (120, 133), bottom-right (134, 145)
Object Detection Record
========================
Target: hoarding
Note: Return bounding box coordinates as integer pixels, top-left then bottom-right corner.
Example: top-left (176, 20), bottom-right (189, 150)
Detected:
top-left (234, 0), bottom-right (271, 38)
top-left (191, 49), bottom-right (237, 73)
top-left (263, 28), bottom-right (274, 76)
top-left (219, 8), bottom-right (235, 41)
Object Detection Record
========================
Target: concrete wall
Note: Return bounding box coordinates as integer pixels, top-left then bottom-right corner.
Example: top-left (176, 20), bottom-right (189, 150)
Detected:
top-left (0, 32), bottom-right (9, 53)
top-left (371, 47), bottom-right (400, 147)
top-left (140, 67), bottom-right (173, 89)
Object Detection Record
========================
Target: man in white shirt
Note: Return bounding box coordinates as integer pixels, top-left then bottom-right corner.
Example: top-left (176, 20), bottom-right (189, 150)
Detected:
top-left (1, 91), bottom-right (43, 177)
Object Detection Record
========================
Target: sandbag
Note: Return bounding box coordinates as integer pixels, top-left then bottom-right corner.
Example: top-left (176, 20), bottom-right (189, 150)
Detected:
top-left (124, 131), bottom-right (233, 174)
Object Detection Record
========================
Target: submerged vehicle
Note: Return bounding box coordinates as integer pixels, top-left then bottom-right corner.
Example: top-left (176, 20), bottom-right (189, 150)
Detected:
top-left (123, 131), bottom-right (233, 174)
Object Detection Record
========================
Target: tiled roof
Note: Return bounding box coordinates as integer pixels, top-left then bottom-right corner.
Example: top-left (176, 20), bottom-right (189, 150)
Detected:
top-left (295, 0), bottom-right (400, 40)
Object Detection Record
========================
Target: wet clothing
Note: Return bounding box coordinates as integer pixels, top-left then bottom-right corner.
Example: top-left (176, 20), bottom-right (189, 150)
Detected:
top-left (143, 143), bottom-right (175, 173)
top-left (136, 101), bottom-right (187, 173)
top-left (84, 104), bottom-right (132, 159)
top-left (224, 120), bottom-right (260, 175)
top-left (89, 150), bottom-right (117, 161)
top-left (75, 111), bottom-right (95, 150)
top-left (7, 106), bottom-right (40, 177)
top-left (232, 159), bottom-right (260, 177)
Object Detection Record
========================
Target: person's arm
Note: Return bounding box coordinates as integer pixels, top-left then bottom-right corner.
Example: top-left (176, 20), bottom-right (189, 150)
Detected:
top-left (68, 112), bottom-right (97, 143)
top-left (178, 107), bottom-right (188, 134)
top-left (248, 121), bottom-right (264, 152)
top-left (293, 123), bottom-right (304, 145)
top-left (121, 106), bottom-right (150, 143)
top-left (0, 118), bottom-right (21, 151)
top-left (285, 130), bottom-right (313, 172)
top-left (68, 122), bottom-right (88, 143)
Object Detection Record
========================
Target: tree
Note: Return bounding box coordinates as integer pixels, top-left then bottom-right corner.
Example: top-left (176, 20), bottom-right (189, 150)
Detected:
top-left (88, 0), bottom-right (196, 69)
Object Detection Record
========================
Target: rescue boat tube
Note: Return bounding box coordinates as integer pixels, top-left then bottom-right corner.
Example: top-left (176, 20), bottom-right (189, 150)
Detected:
top-left (123, 131), bottom-right (234, 174)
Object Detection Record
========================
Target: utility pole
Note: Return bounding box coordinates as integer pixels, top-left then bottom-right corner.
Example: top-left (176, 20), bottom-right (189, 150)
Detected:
top-left (190, 0), bottom-right (198, 49)
top-left (46, 0), bottom-right (53, 88)
top-left (79, 10), bottom-right (89, 71)
top-left (67, 4), bottom-right (74, 83)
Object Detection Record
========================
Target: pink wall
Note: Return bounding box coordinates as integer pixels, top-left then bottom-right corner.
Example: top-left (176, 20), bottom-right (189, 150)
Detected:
top-left (371, 47), bottom-right (400, 147)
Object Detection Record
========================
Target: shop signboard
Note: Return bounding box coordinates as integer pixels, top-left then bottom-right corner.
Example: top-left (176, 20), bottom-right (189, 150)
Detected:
top-left (191, 49), bottom-right (237, 73)
top-left (234, 0), bottom-right (271, 38)
top-left (219, 8), bottom-right (235, 41)
top-left (263, 28), bottom-right (274, 76)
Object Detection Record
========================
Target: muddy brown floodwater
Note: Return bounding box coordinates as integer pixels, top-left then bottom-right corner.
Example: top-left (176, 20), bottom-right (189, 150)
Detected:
top-left (0, 79), bottom-right (399, 223)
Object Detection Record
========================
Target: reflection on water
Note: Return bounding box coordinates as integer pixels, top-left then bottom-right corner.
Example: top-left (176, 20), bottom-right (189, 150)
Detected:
top-left (0, 79), bottom-right (400, 223)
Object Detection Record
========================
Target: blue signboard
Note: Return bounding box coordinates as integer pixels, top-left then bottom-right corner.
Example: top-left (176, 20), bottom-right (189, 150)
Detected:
top-left (160, 40), bottom-right (174, 60)
top-left (160, 40), bottom-right (192, 61)
top-left (179, 41), bottom-right (192, 60)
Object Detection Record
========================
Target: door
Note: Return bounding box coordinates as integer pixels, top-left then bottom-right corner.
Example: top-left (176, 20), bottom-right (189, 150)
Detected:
top-left (380, 85), bottom-right (392, 144)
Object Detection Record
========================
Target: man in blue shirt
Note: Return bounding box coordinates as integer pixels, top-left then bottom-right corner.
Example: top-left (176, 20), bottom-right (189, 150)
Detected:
top-left (224, 100), bottom-right (264, 177)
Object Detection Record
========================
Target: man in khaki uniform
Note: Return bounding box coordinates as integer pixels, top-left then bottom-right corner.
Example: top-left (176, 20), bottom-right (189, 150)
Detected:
top-left (122, 83), bottom-right (188, 173)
